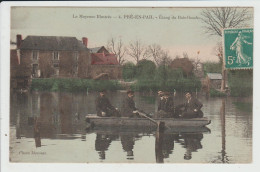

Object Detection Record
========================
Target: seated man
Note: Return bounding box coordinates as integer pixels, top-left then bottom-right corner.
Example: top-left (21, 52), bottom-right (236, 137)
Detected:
top-left (95, 90), bottom-right (120, 117)
top-left (121, 90), bottom-right (139, 118)
top-left (155, 92), bottom-right (175, 118)
top-left (176, 91), bottom-right (203, 118)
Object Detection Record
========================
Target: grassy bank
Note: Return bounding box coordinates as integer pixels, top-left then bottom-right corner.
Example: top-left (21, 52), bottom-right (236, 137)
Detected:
top-left (131, 78), bottom-right (201, 92)
top-left (31, 78), bottom-right (122, 92)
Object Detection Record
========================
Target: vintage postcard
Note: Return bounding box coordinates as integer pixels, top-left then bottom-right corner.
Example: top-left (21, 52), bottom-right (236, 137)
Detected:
top-left (1, 1), bottom-right (260, 172)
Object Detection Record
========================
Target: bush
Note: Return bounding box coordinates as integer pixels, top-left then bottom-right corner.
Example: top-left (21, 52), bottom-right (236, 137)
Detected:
top-left (228, 70), bottom-right (253, 97)
top-left (132, 77), bottom-right (201, 93)
top-left (136, 60), bottom-right (156, 80)
top-left (31, 78), bottom-right (122, 92)
top-left (209, 88), bottom-right (226, 97)
top-left (122, 62), bottom-right (136, 81)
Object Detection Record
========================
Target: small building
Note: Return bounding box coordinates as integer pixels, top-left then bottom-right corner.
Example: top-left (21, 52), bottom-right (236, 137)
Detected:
top-left (89, 47), bottom-right (122, 79)
top-left (206, 73), bottom-right (222, 90)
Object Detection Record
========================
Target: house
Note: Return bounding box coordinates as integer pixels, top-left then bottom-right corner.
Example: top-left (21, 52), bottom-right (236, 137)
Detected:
top-left (11, 34), bottom-right (122, 90)
top-left (206, 73), bottom-right (222, 90)
top-left (17, 35), bottom-right (91, 78)
top-left (88, 46), bottom-right (122, 79)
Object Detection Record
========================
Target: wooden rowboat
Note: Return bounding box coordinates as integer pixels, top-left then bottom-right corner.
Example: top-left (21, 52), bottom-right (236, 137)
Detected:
top-left (85, 114), bottom-right (211, 128)
top-left (85, 125), bottom-right (211, 134)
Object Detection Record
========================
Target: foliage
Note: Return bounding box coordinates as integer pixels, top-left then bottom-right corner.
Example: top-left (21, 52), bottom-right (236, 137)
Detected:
top-left (169, 58), bottom-right (194, 77)
top-left (31, 78), bottom-right (122, 92)
top-left (228, 70), bottom-right (253, 97)
top-left (209, 88), bottom-right (226, 97)
top-left (132, 77), bottom-right (201, 93)
top-left (136, 59), bottom-right (156, 79)
top-left (203, 61), bottom-right (222, 74)
top-left (122, 62), bottom-right (136, 81)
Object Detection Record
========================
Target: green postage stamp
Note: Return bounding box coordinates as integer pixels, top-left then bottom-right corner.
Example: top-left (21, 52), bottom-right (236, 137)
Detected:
top-left (224, 28), bottom-right (253, 69)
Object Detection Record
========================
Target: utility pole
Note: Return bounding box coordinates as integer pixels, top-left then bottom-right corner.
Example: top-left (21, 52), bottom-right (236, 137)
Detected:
top-left (220, 54), bottom-right (227, 92)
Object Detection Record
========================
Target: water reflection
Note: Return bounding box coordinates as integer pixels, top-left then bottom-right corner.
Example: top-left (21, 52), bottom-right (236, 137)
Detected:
top-left (220, 98), bottom-right (229, 163)
top-left (12, 92), bottom-right (87, 143)
top-left (10, 91), bottom-right (252, 163)
top-left (121, 134), bottom-right (136, 160)
top-left (95, 134), bottom-right (119, 160)
top-left (181, 133), bottom-right (203, 160)
top-left (155, 129), bottom-right (203, 162)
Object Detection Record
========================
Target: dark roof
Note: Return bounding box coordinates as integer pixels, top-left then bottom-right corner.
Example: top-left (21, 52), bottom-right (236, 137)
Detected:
top-left (89, 47), bottom-right (102, 53)
top-left (91, 53), bottom-right (119, 65)
top-left (89, 46), bottom-right (109, 53)
top-left (20, 36), bottom-right (89, 51)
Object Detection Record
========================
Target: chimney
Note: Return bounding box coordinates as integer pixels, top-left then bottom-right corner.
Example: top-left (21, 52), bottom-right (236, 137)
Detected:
top-left (82, 37), bottom-right (88, 47)
top-left (16, 34), bottom-right (22, 49)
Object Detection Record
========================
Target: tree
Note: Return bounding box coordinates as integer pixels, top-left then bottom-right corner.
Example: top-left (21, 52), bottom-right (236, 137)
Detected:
top-left (146, 44), bottom-right (173, 66)
top-left (170, 58), bottom-right (194, 77)
top-left (106, 37), bottom-right (127, 65)
top-left (122, 62), bottom-right (136, 81)
top-left (200, 7), bottom-right (252, 91)
top-left (213, 42), bottom-right (224, 64)
top-left (146, 44), bottom-right (162, 65)
top-left (200, 7), bottom-right (252, 37)
top-left (136, 59), bottom-right (156, 79)
top-left (127, 39), bottom-right (147, 63)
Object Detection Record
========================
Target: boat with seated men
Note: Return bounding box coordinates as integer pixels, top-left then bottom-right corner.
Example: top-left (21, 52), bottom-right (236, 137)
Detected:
top-left (85, 114), bottom-right (211, 129)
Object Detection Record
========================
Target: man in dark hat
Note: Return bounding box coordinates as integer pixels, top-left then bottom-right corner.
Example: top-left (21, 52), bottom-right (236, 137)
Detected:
top-left (155, 92), bottom-right (175, 118)
top-left (95, 90), bottom-right (120, 117)
top-left (177, 91), bottom-right (203, 118)
top-left (121, 90), bottom-right (139, 118)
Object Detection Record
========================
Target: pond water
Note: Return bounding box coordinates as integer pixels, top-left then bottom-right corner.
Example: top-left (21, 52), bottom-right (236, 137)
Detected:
top-left (9, 91), bottom-right (252, 163)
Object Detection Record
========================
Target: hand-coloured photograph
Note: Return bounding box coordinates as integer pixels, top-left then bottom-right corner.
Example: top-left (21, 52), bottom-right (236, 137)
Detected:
top-left (7, 5), bottom-right (254, 164)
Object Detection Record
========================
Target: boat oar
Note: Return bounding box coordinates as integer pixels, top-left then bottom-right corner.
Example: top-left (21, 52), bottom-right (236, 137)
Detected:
top-left (136, 111), bottom-right (170, 130)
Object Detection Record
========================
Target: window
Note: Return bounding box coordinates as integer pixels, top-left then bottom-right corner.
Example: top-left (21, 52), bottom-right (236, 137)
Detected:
top-left (74, 51), bottom-right (78, 61)
top-left (32, 51), bottom-right (39, 60)
top-left (53, 51), bottom-right (59, 60)
top-left (32, 64), bottom-right (38, 77)
top-left (53, 63), bottom-right (59, 68)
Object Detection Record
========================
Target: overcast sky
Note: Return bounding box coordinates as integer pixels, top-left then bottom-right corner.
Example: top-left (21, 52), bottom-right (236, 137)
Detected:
top-left (11, 7), bottom-right (253, 63)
